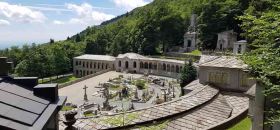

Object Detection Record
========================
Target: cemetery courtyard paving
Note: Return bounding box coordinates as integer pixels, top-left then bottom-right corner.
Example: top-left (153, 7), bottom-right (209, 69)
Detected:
top-left (59, 71), bottom-right (141, 105)
top-left (58, 71), bottom-right (179, 110)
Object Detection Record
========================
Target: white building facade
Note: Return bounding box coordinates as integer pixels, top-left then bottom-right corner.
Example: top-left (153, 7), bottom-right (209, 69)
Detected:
top-left (74, 53), bottom-right (185, 79)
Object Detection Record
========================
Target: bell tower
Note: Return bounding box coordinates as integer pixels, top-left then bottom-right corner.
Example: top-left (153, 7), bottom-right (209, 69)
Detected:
top-left (183, 14), bottom-right (199, 52)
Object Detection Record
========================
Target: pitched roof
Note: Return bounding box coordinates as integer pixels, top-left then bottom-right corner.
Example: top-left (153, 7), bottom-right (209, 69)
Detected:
top-left (74, 54), bottom-right (116, 61)
top-left (199, 55), bottom-right (247, 69)
top-left (117, 53), bottom-right (147, 59)
top-left (0, 78), bottom-right (66, 130)
top-left (117, 53), bottom-right (185, 64)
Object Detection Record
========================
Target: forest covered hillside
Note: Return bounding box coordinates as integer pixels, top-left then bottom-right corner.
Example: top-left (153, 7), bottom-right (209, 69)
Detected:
top-left (0, 0), bottom-right (250, 77)
top-left (74, 0), bottom-right (249, 55)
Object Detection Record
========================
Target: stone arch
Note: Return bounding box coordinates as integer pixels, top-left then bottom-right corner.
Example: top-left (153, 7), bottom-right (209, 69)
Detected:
top-left (144, 62), bottom-right (148, 69)
top-left (153, 63), bottom-right (157, 70)
top-left (140, 62), bottom-right (143, 68)
top-left (167, 64), bottom-right (170, 72)
top-left (133, 61), bottom-right (137, 68)
top-left (149, 62), bottom-right (152, 69)
top-left (163, 63), bottom-right (166, 71)
top-left (125, 61), bottom-right (129, 69)
top-left (118, 61), bottom-right (121, 67)
top-left (171, 65), bottom-right (175, 72)
top-left (176, 65), bottom-right (180, 73)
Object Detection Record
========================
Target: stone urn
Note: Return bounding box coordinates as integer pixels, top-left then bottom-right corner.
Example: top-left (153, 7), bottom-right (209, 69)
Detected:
top-left (63, 110), bottom-right (78, 128)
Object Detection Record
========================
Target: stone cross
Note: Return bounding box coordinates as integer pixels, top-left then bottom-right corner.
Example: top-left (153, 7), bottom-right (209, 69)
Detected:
top-left (83, 85), bottom-right (88, 101)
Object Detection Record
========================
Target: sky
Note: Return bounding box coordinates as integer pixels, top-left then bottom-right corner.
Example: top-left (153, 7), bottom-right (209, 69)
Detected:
top-left (0, 0), bottom-right (153, 49)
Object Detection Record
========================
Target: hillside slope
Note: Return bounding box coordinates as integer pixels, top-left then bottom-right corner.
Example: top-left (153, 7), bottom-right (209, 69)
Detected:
top-left (0, 0), bottom-right (250, 78)
top-left (72, 0), bottom-right (209, 56)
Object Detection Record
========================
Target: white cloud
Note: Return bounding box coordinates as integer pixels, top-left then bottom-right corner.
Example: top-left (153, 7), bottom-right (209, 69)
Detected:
top-left (53, 20), bottom-right (65, 25)
top-left (66, 3), bottom-right (115, 25)
top-left (112, 0), bottom-right (151, 11)
top-left (0, 19), bottom-right (10, 26)
top-left (0, 2), bottom-right (46, 23)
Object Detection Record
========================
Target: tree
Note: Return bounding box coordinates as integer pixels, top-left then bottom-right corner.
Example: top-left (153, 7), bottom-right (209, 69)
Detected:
top-left (50, 38), bottom-right (55, 44)
top-left (239, 0), bottom-right (280, 125)
top-left (75, 34), bottom-right (81, 42)
top-left (180, 60), bottom-right (197, 95)
top-left (196, 0), bottom-right (249, 49)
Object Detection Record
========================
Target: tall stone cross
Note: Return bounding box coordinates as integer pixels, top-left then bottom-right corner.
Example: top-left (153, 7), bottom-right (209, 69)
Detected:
top-left (83, 85), bottom-right (88, 101)
top-left (0, 57), bottom-right (13, 76)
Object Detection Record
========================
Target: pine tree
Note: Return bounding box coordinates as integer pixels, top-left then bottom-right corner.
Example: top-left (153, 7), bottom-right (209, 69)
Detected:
top-left (180, 60), bottom-right (197, 95)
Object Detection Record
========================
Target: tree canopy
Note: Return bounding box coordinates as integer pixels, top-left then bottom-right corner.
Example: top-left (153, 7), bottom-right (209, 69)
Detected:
top-left (239, 0), bottom-right (280, 125)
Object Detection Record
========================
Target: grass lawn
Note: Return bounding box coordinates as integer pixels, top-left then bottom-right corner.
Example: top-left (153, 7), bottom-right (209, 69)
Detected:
top-left (185, 49), bottom-right (202, 56)
top-left (228, 117), bottom-right (251, 130)
top-left (50, 75), bottom-right (78, 84)
top-left (39, 75), bottom-right (78, 84)
top-left (84, 113), bottom-right (95, 117)
top-left (61, 106), bottom-right (74, 111)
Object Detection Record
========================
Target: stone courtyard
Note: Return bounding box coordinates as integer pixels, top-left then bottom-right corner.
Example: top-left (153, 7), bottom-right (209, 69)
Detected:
top-left (59, 71), bottom-right (181, 120)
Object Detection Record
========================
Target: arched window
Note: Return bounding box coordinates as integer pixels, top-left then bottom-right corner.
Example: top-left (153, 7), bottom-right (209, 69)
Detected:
top-left (118, 61), bottom-right (121, 67)
top-left (83, 62), bottom-right (85, 67)
top-left (79, 61), bottom-right (81, 65)
top-left (176, 65), bottom-right (179, 73)
top-left (94, 63), bottom-right (96, 69)
top-left (86, 62), bottom-right (89, 68)
top-left (98, 63), bottom-right (100, 69)
top-left (171, 65), bottom-right (175, 72)
top-left (133, 61), bottom-right (137, 68)
top-left (149, 63), bottom-right (152, 69)
top-left (76, 61), bottom-right (78, 66)
top-left (163, 63), bottom-right (166, 71)
top-left (125, 61), bottom-right (129, 69)
top-left (90, 62), bottom-right (92, 68)
top-left (140, 62), bottom-right (143, 68)
top-left (153, 63), bottom-right (157, 70)
top-left (144, 62), bottom-right (148, 69)
top-left (167, 64), bottom-right (170, 72)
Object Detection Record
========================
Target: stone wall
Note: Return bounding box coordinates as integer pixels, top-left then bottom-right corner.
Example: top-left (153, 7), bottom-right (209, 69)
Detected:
top-left (58, 69), bottom-right (112, 89)
top-left (165, 52), bottom-right (201, 62)
top-left (199, 66), bottom-right (255, 92)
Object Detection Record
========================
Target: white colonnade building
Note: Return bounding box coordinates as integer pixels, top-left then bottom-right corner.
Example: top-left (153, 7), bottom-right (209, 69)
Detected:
top-left (73, 53), bottom-right (185, 78)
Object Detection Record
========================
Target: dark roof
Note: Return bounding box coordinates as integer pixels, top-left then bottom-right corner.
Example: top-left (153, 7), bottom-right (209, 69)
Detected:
top-left (0, 77), bottom-right (66, 130)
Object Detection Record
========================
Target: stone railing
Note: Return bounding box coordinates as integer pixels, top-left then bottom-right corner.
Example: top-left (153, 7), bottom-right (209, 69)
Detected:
top-left (202, 49), bottom-right (234, 56)
top-left (164, 52), bottom-right (201, 62)
top-left (58, 69), bottom-right (112, 89)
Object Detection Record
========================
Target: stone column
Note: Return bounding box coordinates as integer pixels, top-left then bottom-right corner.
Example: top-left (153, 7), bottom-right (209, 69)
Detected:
top-left (252, 81), bottom-right (265, 130)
